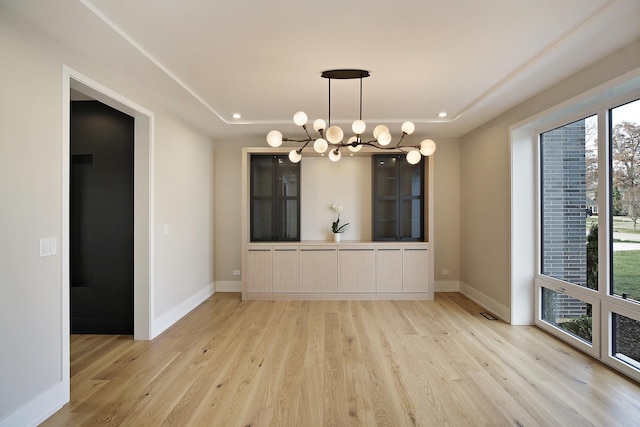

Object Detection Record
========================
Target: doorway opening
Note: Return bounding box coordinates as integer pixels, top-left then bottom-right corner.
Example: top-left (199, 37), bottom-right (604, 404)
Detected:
top-left (61, 65), bottom-right (154, 401)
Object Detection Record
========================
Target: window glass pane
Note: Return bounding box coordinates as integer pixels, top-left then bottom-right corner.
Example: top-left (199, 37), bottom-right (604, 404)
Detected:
top-left (612, 312), bottom-right (640, 370)
top-left (541, 287), bottom-right (593, 344)
top-left (540, 116), bottom-right (598, 290)
top-left (611, 99), bottom-right (640, 303)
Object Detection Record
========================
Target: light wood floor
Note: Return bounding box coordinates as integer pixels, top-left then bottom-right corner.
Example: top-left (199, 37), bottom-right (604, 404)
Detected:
top-left (42, 293), bottom-right (640, 426)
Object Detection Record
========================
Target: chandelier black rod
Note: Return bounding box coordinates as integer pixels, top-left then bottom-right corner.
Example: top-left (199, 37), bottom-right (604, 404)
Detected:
top-left (328, 78), bottom-right (331, 127)
top-left (359, 77), bottom-right (363, 122)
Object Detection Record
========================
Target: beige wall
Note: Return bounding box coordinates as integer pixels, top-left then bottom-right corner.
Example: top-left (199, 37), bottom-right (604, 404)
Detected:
top-left (459, 38), bottom-right (640, 311)
top-left (432, 138), bottom-right (460, 284)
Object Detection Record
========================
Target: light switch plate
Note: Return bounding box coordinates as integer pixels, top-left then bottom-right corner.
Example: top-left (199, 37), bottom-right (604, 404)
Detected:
top-left (40, 238), bottom-right (57, 257)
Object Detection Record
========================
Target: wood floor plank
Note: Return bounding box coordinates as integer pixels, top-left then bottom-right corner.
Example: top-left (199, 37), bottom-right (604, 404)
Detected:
top-left (41, 293), bottom-right (640, 426)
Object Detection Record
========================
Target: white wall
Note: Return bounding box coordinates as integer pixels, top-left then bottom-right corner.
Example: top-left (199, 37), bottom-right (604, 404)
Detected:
top-left (301, 157), bottom-right (372, 241)
top-left (0, 6), bottom-right (215, 425)
top-left (152, 114), bottom-right (215, 333)
top-left (0, 9), bottom-right (64, 423)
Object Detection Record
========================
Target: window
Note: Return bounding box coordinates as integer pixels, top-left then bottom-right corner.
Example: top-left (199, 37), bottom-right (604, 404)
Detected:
top-left (250, 155), bottom-right (300, 241)
top-left (536, 95), bottom-right (640, 382)
top-left (372, 154), bottom-right (424, 241)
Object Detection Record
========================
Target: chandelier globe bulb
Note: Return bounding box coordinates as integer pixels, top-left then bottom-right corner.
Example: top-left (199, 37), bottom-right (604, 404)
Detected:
top-left (419, 139), bottom-right (436, 156)
top-left (313, 119), bottom-right (326, 132)
top-left (352, 120), bottom-right (366, 135)
top-left (326, 126), bottom-right (344, 144)
top-left (267, 130), bottom-right (283, 147)
top-left (406, 149), bottom-right (421, 164)
top-left (314, 138), bottom-right (328, 153)
top-left (328, 149), bottom-right (342, 162)
top-left (378, 131), bottom-right (392, 146)
top-left (373, 125), bottom-right (389, 140)
top-left (401, 121), bottom-right (415, 135)
top-left (347, 136), bottom-right (362, 152)
top-left (293, 111), bottom-right (308, 126)
top-left (288, 149), bottom-right (302, 163)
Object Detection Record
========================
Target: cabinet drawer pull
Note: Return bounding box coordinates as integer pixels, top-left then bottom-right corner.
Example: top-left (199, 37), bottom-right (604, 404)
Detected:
top-left (405, 248), bottom-right (427, 251)
top-left (339, 248), bottom-right (374, 251)
top-left (378, 248), bottom-right (401, 251)
top-left (248, 249), bottom-right (271, 252)
top-left (274, 249), bottom-right (297, 252)
top-left (301, 248), bottom-right (336, 252)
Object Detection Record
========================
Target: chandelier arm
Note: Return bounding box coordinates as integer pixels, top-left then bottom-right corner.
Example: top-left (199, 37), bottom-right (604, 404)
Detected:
top-left (300, 139), bottom-right (312, 151)
top-left (283, 137), bottom-right (314, 143)
top-left (302, 124), bottom-right (313, 141)
top-left (392, 132), bottom-right (408, 148)
top-left (358, 141), bottom-right (408, 151)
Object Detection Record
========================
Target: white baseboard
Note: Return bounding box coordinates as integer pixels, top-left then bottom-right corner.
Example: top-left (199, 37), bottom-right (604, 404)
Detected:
top-left (0, 381), bottom-right (67, 427)
top-left (215, 280), bottom-right (242, 292)
top-left (435, 280), bottom-right (460, 292)
top-left (459, 281), bottom-right (511, 323)
top-left (152, 282), bottom-right (214, 338)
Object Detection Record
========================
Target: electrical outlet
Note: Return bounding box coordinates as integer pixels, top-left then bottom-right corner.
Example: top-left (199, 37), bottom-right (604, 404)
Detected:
top-left (232, 270), bottom-right (241, 276)
top-left (441, 269), bottom-right (450, 276)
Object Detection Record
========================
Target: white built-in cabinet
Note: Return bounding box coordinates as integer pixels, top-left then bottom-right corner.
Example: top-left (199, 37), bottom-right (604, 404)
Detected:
top-left (241, 147), bottom-right (434, 301)
top-left (300, 246), bottom-right (338, 293)
top-left (244, 242), bottom-right (431, 300)
top-left (273, 246), bottom-right (299, 293)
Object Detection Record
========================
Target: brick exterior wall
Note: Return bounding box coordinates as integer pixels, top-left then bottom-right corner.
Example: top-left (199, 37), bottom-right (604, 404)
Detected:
top-left (541, 120), bottom-right (589, 318)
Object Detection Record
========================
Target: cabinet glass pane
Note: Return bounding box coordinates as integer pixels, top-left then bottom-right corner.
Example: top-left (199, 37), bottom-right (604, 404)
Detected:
top-left (279, 200), bottom-right (299, 240)
top-left (375, 199), bottom-right (397, 239)
top-left (400, 163), bottom-right (422, 197)
top-left (375, 157), bottom-right (397, 197)
top-left (401, 199), bottom-right (422, 239)
top-left (252, 199), bottom-right (273, 240)
top-left (252, 157), bottom-right (273, 197)
top-left (277, 162), bottom-right (299, 198)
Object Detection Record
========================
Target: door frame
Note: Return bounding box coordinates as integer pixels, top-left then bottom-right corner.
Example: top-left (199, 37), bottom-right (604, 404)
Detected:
top-left (61, 65), bottom-right (155, 399)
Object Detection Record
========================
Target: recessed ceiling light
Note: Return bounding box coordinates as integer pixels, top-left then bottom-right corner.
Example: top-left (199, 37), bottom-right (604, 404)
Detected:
top-left (438, 112), bottom-right (448, 118)
top-left (232, 113), bottom-right (241, 119)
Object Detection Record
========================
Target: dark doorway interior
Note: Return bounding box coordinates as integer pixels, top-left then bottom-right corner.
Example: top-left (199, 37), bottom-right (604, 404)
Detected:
top-left (70, 100), bottom-right (134, 334)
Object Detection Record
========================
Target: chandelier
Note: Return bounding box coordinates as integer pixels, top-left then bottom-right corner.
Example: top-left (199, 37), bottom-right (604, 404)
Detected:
top-left (266, 69), bottom-right (436, 164)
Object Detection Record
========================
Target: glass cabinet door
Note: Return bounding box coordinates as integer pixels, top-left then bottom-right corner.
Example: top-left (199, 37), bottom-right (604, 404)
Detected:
top-left (250, 155), bottom-right (300, 241)
top-left (373, 155), bottom-right (423, 241)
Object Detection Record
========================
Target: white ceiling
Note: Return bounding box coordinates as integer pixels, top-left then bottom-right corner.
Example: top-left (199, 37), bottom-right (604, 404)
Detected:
top-left (3, 0), bottom-right (640, 140)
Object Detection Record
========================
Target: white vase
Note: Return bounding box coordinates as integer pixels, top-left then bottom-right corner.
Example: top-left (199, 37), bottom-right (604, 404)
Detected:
top-left (333, 233), bottom-right (341, 242)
